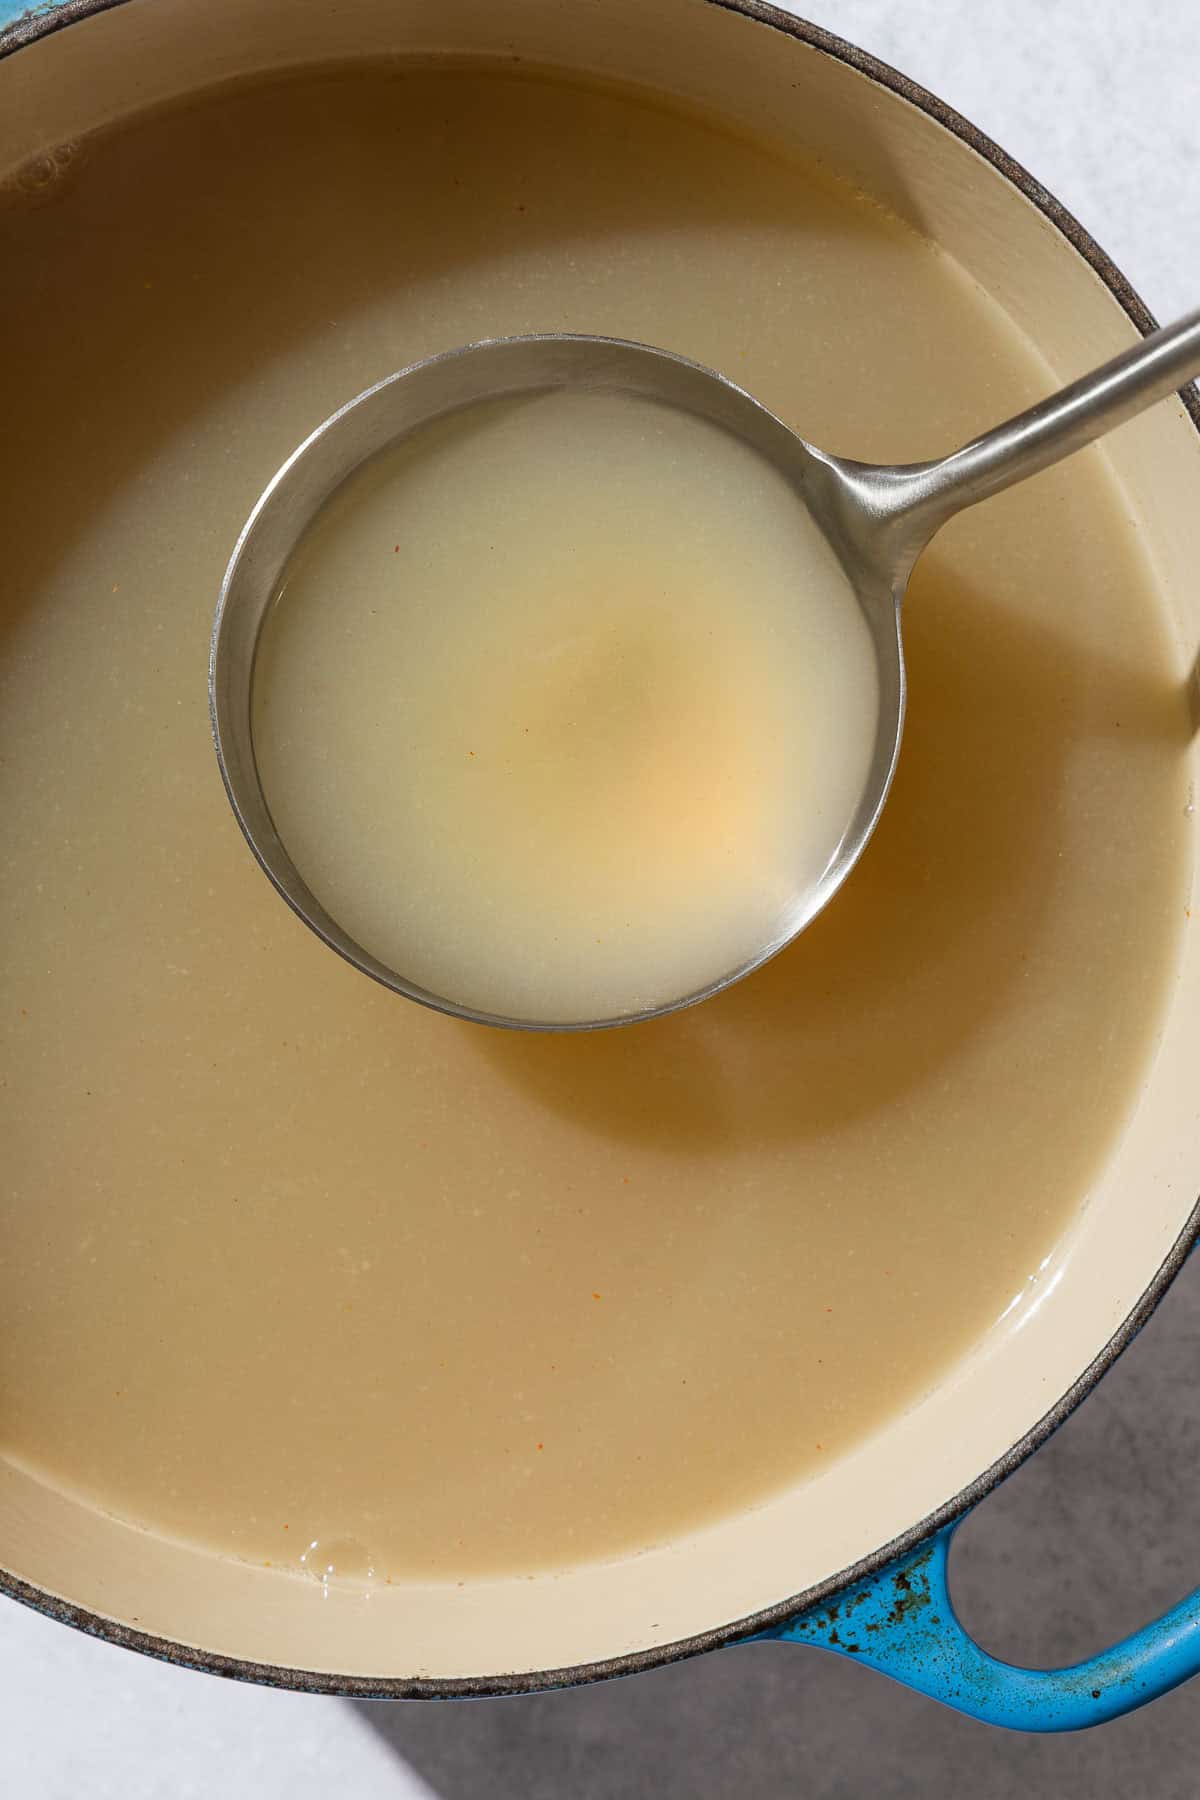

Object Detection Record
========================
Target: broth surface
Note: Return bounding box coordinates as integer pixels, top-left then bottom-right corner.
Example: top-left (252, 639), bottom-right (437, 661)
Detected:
top-left (0, 66), bottom-right (1189, 1581)
top-left (254, 388), bottom-right (877, 1022)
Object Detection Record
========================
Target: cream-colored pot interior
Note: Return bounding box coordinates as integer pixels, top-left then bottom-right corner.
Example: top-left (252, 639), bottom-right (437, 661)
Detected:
top-left (0, 0), bottom-right (1197, 1688)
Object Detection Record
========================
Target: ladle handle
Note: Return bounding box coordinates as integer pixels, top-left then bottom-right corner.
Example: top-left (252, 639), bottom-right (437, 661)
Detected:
top-left (875, 306), bottom-right (1200, 554)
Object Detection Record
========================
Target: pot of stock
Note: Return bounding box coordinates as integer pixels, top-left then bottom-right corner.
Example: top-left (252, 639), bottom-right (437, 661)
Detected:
top-left (0, 0), bottom-right (1197, 1731)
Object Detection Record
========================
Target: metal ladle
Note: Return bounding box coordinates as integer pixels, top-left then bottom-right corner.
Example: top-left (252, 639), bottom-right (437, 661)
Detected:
top-left (211, 314), bottom-right (1200, 1031)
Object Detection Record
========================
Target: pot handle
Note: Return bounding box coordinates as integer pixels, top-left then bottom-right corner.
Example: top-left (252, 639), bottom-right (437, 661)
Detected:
top-left (764, 1521), bottom-right (1200, 1730)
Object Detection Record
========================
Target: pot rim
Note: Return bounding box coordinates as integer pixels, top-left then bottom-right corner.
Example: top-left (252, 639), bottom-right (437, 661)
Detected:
top-left (2, 0), bottom-right (1198, 1700)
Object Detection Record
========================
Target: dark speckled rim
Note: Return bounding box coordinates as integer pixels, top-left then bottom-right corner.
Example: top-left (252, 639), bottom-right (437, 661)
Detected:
top-left (2, 0), bottom-right (1198, 1700)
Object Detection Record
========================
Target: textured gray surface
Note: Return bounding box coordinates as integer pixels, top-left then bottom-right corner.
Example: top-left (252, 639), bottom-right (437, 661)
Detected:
top-left (1, 1), bottom-right (1199, 1795)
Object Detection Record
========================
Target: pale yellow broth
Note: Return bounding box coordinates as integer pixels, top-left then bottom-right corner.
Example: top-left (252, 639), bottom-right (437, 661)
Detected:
top-left (253, 388), bottom-right (878, 1024)
top-left (0, 66), bottom-right (1189, 1581)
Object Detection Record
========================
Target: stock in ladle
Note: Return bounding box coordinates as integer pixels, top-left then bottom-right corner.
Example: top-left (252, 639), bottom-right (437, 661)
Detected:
top-left (211, 316), bottom-right (1200, 1031)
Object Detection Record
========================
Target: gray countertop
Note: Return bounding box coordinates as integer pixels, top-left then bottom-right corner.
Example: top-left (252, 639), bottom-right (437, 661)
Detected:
top-left (3, 3), bottom-right (1198, 1794)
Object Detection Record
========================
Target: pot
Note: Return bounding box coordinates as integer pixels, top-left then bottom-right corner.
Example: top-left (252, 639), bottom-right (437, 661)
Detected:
top-left (0, 0), bottom-right (1197, 1731)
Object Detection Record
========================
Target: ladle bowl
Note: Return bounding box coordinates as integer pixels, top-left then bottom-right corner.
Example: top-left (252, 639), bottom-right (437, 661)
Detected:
top-left (211, 318), bottom-right (1200, 1029)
